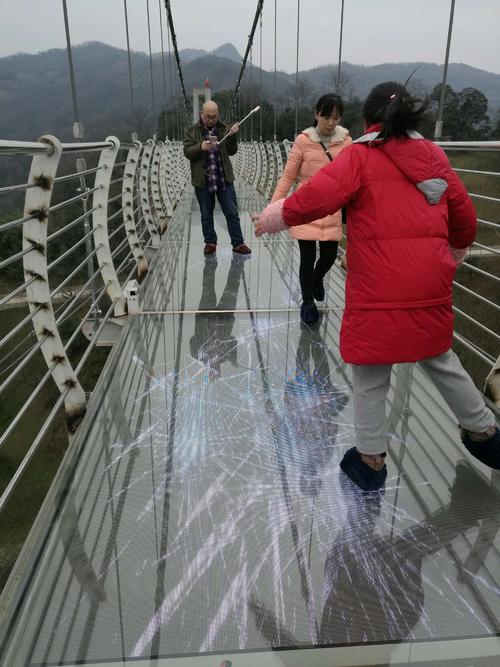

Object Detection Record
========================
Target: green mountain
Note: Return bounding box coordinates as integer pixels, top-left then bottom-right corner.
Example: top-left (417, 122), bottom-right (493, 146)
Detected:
top-left (1, 41), bottom-right (499, 143)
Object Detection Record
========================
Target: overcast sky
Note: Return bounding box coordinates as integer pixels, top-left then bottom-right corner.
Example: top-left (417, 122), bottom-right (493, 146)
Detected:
top-left (1, 1), bottom-right (499, 75)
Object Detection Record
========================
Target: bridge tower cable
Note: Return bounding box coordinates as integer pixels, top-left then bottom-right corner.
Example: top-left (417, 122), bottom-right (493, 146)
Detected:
top-left (227, 0), bottom-right (265, 117)
top-left (163, 1), bottom-right (191, 121)
top-left (294, 0), bottom-right (301, 138)
top-left (123, 0), bottom-right (136, 135)
top-left (336, 0), bottom-right (345, 92)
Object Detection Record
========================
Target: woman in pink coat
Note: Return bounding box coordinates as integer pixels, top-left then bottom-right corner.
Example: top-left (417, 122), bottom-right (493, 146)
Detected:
top-left (271, 94), bottom-right (351, 324)
top-left (254, 81), bottom-right (499, 491)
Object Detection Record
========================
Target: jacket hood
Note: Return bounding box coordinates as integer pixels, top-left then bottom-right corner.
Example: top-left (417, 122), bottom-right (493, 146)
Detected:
top-left (354, 125), bottom-right (450, 204)
top-left (302, 125), bottom-right (349, 144)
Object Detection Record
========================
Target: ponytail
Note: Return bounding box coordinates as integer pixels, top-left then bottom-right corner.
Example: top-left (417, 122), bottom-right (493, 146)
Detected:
top-left (363, 81), bottom-right (428, 139)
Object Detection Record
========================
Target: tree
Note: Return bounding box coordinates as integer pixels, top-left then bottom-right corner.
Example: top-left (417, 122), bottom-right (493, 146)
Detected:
top-left (430, 84), bottom-right (491, 140)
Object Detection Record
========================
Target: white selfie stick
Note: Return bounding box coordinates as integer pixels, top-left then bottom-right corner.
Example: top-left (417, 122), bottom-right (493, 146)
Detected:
top-left (217, 106), bottom-right (261, 145)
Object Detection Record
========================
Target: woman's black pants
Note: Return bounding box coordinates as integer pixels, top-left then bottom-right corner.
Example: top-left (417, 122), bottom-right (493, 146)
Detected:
top-left (297, 239), bottom-right (338, 303)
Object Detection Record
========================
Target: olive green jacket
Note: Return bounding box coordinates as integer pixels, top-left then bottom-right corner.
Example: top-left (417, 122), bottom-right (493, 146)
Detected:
top-left (183, 121), bottom-right (238, 188)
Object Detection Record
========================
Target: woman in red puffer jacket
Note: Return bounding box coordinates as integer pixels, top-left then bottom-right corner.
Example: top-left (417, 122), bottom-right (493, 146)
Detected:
top-left (253, 81), bottom-right (499, 491)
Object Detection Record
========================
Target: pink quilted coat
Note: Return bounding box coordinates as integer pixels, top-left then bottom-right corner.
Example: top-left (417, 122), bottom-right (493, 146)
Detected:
top-left (271, 126), bottom-right (351, 240)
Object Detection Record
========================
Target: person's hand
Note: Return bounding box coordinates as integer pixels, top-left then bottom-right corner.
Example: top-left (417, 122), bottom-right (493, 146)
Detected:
top-left (251, 200), bottom-right (288, 236)
top-left (201, 140), bottom-right (215, 151)
top-left (229, 123), bottom-right (240, 135)
top-left (251, 212), bottom-right (265, 237)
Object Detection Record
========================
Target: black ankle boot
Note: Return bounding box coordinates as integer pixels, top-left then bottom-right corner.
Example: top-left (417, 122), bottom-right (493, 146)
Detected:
top-left (300, 302), bottom-right (319, 324)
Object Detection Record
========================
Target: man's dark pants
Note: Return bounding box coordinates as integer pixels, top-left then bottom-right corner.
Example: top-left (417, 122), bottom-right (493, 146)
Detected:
top-left (195, 182), bottom-right (244, 247)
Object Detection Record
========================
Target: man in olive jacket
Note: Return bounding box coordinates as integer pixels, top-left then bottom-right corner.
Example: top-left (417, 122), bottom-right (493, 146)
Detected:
top-left (183, 100), bottom-right (251, 256)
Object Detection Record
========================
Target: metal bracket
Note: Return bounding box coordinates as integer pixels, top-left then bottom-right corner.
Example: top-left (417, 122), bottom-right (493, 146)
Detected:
top-left (22, 135), bottom-right (86, 432)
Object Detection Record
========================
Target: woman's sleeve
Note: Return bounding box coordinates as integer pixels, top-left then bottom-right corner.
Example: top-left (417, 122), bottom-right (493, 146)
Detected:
top-left (446, 169), bottom-right (477, 248)
top-left (271, 141), bottom-right (303, 203)
top-left (283, 145), bottom-right (362, 228)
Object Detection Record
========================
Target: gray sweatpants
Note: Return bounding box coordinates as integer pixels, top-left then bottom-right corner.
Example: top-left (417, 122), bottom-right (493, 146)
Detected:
top-left (352, 349), bottom-right (496, 455)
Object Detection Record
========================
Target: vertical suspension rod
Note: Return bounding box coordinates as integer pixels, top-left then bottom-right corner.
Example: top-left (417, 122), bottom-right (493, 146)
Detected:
top-left (123, 0), bottom-right (136, 123)
top-left (166, 15), bottom-right (175, 139)
top-left (146, 0), bottom-right (156, 125)
top-left (158, 0), bottom-right (168, 137)
top-left (273, 0), bottom-right (277, 141)
top-left (259, 11), bottom-right (263, 141)
top-left (435, 0), bottom-right (456, 139)
top-left (61, 0), bottom-right (80, 128)
top-left (294, 0), bottom-right (301, 138)
top-left (336, 0), bottom-right (345, 92)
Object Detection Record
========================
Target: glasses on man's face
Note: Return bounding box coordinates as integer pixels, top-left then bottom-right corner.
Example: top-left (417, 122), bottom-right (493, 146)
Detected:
top-left (203, 114), bottom-right (218, 120)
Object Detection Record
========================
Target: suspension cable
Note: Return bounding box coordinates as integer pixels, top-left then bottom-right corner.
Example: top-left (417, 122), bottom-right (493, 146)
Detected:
top-left (250, 48), bottom-right (254, 139)
top-left (146, 0), bottom-right (156, 125)
top-left (61, 0), bottom-right (82, 137)
top-left (259, 10), bottom-right (263, 141)
top-left (294, 0), bottom-right (300, 138)
top-left (163, 1), bottom-right (191, 119)
top-left (273, 0), bottom-right (277, 141)
top-left (228, 0), bottom-right (265, 115)
top-left (123, 0), bottom-right (136, 124)
top-left (166, 14), bottom-right (175, 138)
top-left (336, 0), bottom-right (345, 91)
top-left (158, 0), bottom-right (168, 137)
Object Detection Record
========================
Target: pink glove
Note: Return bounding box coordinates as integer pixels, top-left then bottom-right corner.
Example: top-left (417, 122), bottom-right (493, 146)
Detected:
top-left (449, 246), bottom-right (468, 265)
top-left (253, 199), bottom-right (288, 236)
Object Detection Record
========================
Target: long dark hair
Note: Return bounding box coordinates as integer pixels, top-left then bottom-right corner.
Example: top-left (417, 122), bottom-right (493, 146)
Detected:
top-left (313, 94), bottom-right (344, 127)
top-left (363, 81), bottom-right (428, 139)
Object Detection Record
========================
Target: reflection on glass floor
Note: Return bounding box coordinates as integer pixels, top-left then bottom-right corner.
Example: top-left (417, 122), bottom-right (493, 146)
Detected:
top-left (0, 183), bottom-right (499, 667)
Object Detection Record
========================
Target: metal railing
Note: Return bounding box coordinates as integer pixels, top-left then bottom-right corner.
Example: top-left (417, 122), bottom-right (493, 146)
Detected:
top-left (233, 139), bottom-right (500, 406)
top-left (0, 136), bottom-right (189, 511)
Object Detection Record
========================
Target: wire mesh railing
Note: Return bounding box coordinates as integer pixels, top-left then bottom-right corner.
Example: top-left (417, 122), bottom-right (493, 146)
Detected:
top-left (0, 136), bottom-right (189, 513)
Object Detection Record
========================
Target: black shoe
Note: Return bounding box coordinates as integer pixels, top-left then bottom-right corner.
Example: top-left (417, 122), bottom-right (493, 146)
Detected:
top-left (300, 302), bottom-right (319, 325)
top-left (313, 280), bottom-right (325, 302)
top-left (340, 447), bottom-right (387, 492)
top-left (461, 426), bottom-right (500, 469)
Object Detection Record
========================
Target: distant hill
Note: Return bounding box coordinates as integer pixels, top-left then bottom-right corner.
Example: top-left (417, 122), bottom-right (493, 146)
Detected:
top-left (1, 41), bottom-right (499, 143)
top-left (179, 43), bottom-right (242, 64)
top-left (301, 61), bottom-right (500, 112)
top-left (179, 48), bottom-right (208, 63)
top-left (211, 43), bottom-right (242, 63)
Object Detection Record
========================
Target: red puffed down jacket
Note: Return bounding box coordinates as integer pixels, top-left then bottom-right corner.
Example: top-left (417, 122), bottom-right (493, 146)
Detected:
top-left (282, 126), bottom-right (477, 364)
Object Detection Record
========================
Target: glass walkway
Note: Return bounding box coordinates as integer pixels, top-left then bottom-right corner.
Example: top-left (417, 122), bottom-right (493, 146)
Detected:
top-left (1, 182), bottom-right (499, 666)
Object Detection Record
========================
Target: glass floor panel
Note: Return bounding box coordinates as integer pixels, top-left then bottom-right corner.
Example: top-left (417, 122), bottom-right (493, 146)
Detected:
top-left (0, 184), bottom-right (498, 667)
top-left (139, 184), bottom-right (345, 314)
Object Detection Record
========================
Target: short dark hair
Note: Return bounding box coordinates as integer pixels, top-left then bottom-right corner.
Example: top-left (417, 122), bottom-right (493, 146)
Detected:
top-left (313, 94), bottom-right (344, 126)
top-left (362, 81), bottom-right (428, 139)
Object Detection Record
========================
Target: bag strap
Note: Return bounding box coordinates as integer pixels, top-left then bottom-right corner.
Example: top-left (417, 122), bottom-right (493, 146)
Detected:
top-left (318, 141), bottom-right (333, 162)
